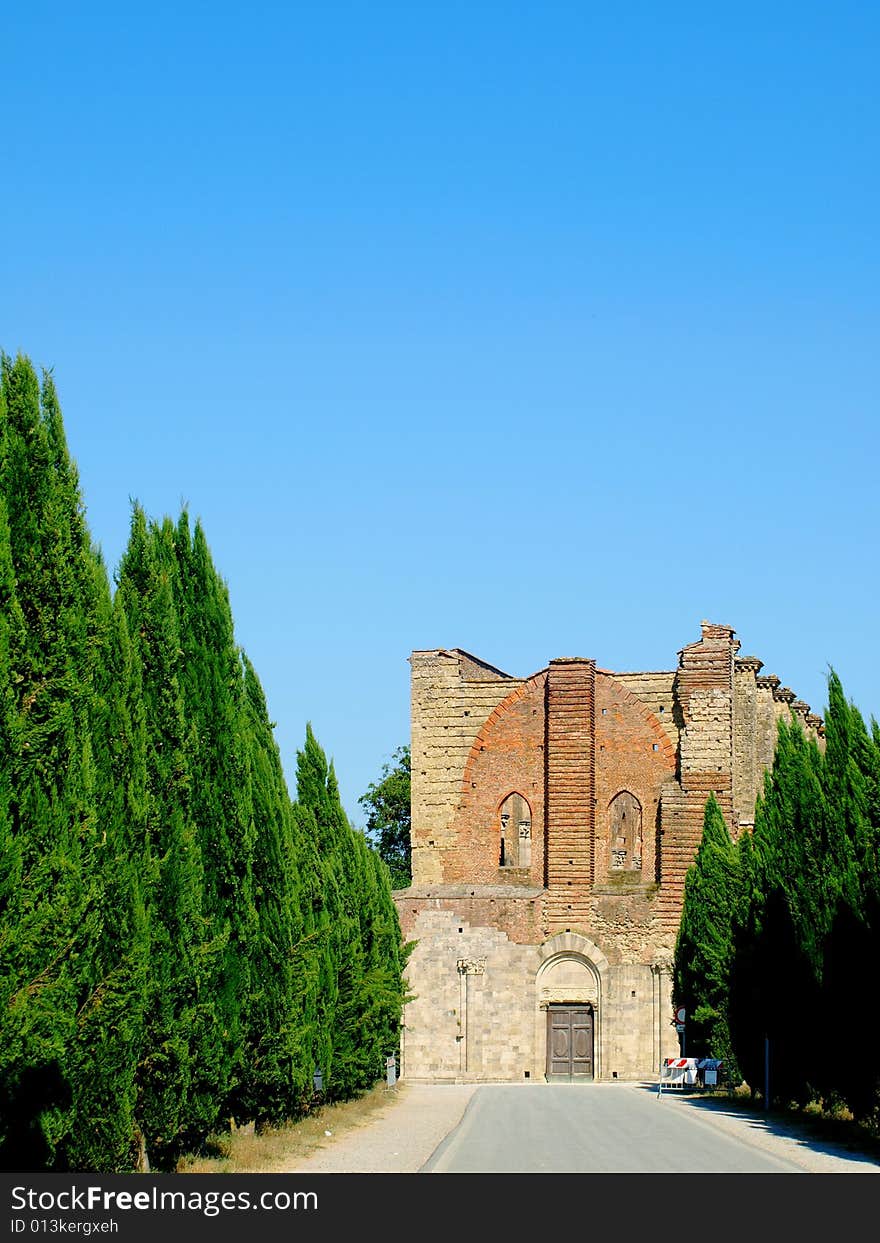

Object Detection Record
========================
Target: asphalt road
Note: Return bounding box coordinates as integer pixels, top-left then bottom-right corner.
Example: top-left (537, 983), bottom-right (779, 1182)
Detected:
top-left (421, 1083), bottom-right (805, 1173)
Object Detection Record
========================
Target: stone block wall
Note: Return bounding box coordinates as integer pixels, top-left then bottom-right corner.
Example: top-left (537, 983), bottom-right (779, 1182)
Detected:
top-left (602, 963), bottom-right (658, 1079)
top-left (399, 910), bottom-right (671, 1081)
top-left (399, 907), bottom-right (540, 1081)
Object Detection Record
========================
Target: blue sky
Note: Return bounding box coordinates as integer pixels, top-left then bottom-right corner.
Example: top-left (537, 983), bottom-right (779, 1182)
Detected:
top-left (2, 2), bottom-right (878, 821)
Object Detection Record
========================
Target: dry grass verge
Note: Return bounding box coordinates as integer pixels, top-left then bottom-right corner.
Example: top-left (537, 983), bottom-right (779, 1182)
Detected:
top-left (177, 1085), bottom-right (399, 1174)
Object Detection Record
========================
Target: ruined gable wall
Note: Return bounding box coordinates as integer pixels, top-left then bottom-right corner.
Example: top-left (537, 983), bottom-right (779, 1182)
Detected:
top-left (410, 650), bottom-right (523, 884)
top-left (655, 622), bottom-right (737, 939)
top-left (443, 673), bottom-right (547, 886)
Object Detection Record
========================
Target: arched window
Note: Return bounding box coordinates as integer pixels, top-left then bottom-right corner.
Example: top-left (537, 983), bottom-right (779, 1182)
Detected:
top-left (499, 792), bottom-right (532, 868)
top-left (608, 791), bottom-right (642, 872)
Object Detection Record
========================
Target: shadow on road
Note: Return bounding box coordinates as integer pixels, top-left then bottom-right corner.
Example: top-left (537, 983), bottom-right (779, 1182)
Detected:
top-left (636, 1081), bottom-right (880, 1170)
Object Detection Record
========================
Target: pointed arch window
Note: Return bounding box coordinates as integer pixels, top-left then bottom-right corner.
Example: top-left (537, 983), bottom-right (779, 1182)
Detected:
top-left (608, 791), bottom-right (642, 872)
top-left (499, 792), bottom-right (532, 868)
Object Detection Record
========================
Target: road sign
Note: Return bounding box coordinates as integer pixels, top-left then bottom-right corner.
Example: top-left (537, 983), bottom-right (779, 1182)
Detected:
top-left (674, 1006), bottom-right (686, 1025)
top-left (675, 1024), bottom-right (685, 1033)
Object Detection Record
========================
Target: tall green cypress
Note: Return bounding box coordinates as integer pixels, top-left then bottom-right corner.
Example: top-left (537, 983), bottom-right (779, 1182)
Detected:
top-left (65, 598), bottom-right (150, 1171)
top-left (820, 676), bottom-right (880, 1119)
top-left (673, 794), bottom-right (741, 1077)
top-left (236, 655), bottom-right (314, 1123)
top-left (352, 833), bottom-right (408, 1082)
top-left (294, 727), bottom-right (350, 1097)
top-left (289, 800), bottom-right (336, 1101)
top-left (293, 725), bottom-right (407, 1100)
top-left (0, 356), bottom-right (111, 1169)
top-left (728, 723), bottom-right (827, 1105)
top-left (823, 671), bottom-right (872, 909)
top-left (163, 514), bottom-right (255, 1122)
top-left (116, 506), bottom-right (218, 1168)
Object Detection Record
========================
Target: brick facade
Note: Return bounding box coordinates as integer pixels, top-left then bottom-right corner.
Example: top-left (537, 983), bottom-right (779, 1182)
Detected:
top-left (396, 621), bottom-right (823, 1083)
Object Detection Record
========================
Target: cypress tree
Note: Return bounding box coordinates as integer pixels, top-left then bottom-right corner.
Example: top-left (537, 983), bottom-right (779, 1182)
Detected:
top-left (727, 723), bottom-right (827, 1105)
top-left (353, 835), bottom-right (409, 1080)
top-left (294, 727), bottom-right (353, 1098)
top-left (1, 354), bottom-right (411, 1162)
top-left (293, 725), bottom-right (408, 1100)
top-left (116, 506), bottom-right (219, 1168)
top-left (64, 598), bottom-right (150, 1170)
top-left (163, 514), bottom-right (255, 1122)
top-left (819, 676), bottom-right (880, 1119)
top-left (0, 356), bottom-right (110, 1169)
top-left (673, 794), bottom-right (741, 1078)
top-left (235, 653), bottom-right (314, 1124)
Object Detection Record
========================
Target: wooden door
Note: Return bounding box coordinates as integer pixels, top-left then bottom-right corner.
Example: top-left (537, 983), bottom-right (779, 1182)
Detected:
top-left (546, 1006), bottom-right (593, 1080)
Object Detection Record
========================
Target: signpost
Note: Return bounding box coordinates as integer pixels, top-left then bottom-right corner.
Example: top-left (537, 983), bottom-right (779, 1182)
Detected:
top-left (674, 1006), bottom-right (686, 1055)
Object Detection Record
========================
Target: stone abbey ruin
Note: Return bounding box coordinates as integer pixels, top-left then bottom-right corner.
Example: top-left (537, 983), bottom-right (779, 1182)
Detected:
top-left (393, 621), bottom-right (823, 1082)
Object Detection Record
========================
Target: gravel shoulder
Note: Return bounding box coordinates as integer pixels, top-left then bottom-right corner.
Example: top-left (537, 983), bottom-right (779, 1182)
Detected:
top-left (268, 1083), bottom-right (477, 1173)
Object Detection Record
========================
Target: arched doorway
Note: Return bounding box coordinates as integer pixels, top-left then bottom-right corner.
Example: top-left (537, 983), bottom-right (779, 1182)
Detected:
top-left (535, 932), bottom-right (608, 1081)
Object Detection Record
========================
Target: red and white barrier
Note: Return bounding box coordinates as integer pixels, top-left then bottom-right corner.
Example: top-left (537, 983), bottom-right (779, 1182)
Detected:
top-left (658, 1056), bottom-right (699, 1093)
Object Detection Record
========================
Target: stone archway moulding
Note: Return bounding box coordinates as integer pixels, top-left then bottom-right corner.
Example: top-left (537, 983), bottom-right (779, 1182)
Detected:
top-left (538, 931), bottom-right (610, 972)
top-left (535, 932), bottom-right (608, 1080)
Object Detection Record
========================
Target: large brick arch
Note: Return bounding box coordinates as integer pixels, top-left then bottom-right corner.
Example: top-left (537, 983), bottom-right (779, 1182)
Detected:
top-left (444, 672), bottom-right (547, 884)
top-left (594, 671), bottom-right (677, 881)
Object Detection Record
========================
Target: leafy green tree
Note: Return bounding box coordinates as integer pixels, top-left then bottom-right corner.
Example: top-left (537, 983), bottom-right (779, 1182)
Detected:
top-left (359, 745), bottom-right (411, 888)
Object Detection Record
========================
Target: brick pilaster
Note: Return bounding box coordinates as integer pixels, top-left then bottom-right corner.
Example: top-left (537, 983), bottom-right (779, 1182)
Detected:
top-left (545, 658), bottom-right (595, 931)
